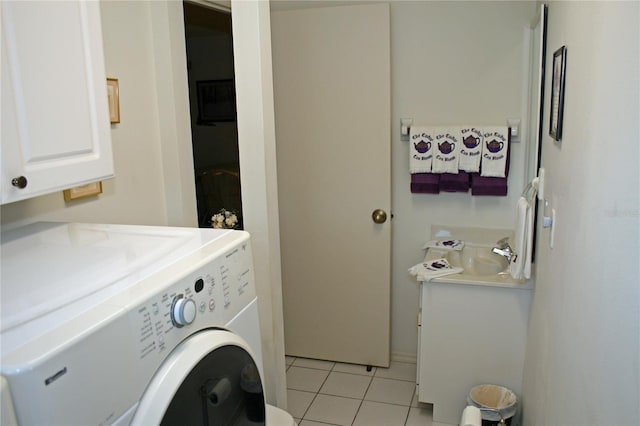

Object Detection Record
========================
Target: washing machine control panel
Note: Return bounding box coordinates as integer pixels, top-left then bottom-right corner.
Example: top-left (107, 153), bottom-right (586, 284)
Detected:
top-left (129, 235), bottom-right (256, 364)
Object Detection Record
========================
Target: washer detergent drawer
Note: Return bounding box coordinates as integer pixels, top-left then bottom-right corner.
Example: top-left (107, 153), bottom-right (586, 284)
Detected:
top-left (2, 313), bottom-right (139, 425)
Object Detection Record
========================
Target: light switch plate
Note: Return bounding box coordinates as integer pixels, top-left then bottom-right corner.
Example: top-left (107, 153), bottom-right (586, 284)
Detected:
top-left (507, 118), bottom-right (521, 142)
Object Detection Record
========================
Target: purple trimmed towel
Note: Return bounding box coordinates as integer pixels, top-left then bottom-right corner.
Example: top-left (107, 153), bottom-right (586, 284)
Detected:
top-left (471, 129), bottom-right (510, 196)
top-left (471, 174), bottom-right (508, 196)
top-left (480, 127), bottom-right (509, 177)
top-left (440, 172), bottom-right (469, 192)
top-left (480, 128), bottom-right (511, 177)
top-left (411, 173), bottom-right (440, 194)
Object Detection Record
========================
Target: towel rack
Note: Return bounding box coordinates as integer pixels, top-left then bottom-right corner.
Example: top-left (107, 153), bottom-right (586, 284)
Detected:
top-left (400, 119), bottom-right (520, 142)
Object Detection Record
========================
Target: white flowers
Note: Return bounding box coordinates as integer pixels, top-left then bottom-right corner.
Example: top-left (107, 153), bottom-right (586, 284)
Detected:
top-left (212, 209), bottom-right (238, 229)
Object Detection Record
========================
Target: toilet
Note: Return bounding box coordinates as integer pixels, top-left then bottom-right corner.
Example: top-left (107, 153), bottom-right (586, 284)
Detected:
top-left (267, 404), bottom-right (297, 425)
top-left (460, 406), bottom-right (482, 426)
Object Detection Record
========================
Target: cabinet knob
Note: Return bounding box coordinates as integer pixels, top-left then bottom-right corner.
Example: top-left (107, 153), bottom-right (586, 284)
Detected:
top-left (11, 176), bottom-right (28, 189)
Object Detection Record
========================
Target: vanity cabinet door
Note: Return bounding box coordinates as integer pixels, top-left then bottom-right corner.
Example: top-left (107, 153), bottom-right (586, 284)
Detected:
top-left (418, 281), bottom-right (530, 424)
top-left (1, 1), bottom-right (114, 205)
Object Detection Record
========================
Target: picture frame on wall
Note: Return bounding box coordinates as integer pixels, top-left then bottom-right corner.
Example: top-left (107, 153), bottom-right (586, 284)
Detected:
top-left (107, 78), bottom-right (120, 124)
top-left (196, 79), bottom-right (237, 124)
top-left (63, 182), bottom-right (103, 202)
top-left (549, 46), bottom-right (566, 141)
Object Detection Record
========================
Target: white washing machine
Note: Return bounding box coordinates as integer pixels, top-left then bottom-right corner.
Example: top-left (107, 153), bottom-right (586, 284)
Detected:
top-left (0, 222), bottom-right (295, 425)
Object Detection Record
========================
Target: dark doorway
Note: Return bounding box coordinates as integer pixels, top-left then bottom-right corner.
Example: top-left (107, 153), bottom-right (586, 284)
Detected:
top-left (183, 2), bottom-right (242, 229)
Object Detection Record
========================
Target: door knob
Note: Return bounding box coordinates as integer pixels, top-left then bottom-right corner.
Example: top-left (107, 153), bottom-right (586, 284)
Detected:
top-left (11, 176), bottom-right (28, 189)
top-left (371, 209), bottom-right (387, 224)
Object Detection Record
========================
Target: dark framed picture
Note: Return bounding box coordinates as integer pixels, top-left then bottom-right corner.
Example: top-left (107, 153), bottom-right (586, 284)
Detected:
top-left (196, 79), bottom-right (236, 124)
top-left (549, 46), bottom-right (566, 141)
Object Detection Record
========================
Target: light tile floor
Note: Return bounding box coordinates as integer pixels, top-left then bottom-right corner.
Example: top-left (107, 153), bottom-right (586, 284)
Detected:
top-left (285, 356), bottom-right (448, 426)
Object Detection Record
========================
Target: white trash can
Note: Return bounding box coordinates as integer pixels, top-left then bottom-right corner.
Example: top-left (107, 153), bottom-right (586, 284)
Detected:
top-left (467, 384), bottom-right (517, 426)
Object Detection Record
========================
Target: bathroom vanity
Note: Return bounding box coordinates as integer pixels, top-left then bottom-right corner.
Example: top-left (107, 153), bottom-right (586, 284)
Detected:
top-left (415, 226), bottom-right (532, 425)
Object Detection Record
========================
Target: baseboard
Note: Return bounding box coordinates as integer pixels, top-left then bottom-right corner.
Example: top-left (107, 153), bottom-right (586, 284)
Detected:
top-left (391, 351), bottom-right (417, 364)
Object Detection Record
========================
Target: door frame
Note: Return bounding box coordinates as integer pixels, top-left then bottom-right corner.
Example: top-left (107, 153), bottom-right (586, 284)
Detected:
top-left (158, 0), bottom-right (286, 407)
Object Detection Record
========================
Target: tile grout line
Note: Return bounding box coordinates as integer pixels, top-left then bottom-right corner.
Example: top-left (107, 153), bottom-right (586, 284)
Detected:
top-left (299, 359), bottom-right (371, 425)
top-left (300, 360), bottom-right (336, 423)
top-left (349, 367), bottom-right (377, 426)
top-left (287, 357), bottom-right (419, 425)
top-left (402, 387), bottom-right (417, 426)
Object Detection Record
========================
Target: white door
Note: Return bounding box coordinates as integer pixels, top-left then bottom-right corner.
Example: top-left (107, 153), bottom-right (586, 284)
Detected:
top-left (271, 3), bottom-right (391, 367)
top-left (1, 1), bottom-right (113, 204)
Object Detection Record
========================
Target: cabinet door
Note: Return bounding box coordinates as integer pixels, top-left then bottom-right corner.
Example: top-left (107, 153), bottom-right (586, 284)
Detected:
top-left (1, 1), bottom-right (114, 204)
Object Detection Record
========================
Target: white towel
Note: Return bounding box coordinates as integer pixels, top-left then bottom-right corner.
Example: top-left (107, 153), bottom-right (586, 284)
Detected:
top-left (431, 128), bottom-right (460, 174)
top-left (459, 127), bottom-right (483, 172)
top-left (409, 126), bottom-right (435, 173)
top-left (408, 258), bottom-right (463, 282)
top-left (422, 239), bottom-right (464, 251)
top-left (524, 199), bottom-right (534, 279)
top-left (480, 127), bottom-right (509, 177)
top-left (509, 197), bottom-right (528, 279)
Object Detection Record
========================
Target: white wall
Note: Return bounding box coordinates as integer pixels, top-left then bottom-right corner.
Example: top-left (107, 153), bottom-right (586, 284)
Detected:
top-left (522, 2), bottom-right (640, 425)
top-left (148, 1), bottom-right (199, 228)
top-left (0, 1), bottom-right (197, 230)
top-left (390, 1), bottom-right (537, 358)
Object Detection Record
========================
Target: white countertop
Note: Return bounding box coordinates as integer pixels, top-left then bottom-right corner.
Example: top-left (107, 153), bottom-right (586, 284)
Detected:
top-left (420, 224), bottom-right (534, 290)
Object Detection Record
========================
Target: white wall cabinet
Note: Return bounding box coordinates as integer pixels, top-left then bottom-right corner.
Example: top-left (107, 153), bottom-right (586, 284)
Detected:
top-left (417, 281), bottom-right (531, 425)
top-left (1, 1), bottom-right (114, 205)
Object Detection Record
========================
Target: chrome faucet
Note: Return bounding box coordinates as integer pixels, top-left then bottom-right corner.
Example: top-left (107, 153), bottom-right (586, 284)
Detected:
top-left (492, 237), bottom-right (516, 263)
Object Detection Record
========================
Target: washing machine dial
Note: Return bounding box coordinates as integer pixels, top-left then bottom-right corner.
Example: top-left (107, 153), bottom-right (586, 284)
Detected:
top-left (171, 295), bottom-right (196, 327)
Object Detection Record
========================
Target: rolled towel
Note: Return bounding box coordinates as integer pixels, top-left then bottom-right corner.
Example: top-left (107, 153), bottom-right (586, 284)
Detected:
top-left (459, 127), bottom-right (483, 172)
top-left (409, 126), bottom-right (435, 173)
top-left (408, 258), bottom-right (463, 282)
top-left (480, 127), bottom-right (509, 177)
top-left (432, 128), bottom-right (460, 174)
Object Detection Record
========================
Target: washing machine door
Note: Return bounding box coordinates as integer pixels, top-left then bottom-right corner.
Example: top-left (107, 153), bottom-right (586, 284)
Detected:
top-left (132, 330), bottom-right (265, 426)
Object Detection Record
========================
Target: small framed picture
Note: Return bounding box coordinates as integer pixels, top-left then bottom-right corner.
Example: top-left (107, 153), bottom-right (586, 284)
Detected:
top-left (107, 78), bottom-right (120, 124)
top-left (549, 46), bottom-right (566, 141)
top-left (196, 79), bottom-right (237, 124)
top-left (63, 182), bottom-right (103, 202)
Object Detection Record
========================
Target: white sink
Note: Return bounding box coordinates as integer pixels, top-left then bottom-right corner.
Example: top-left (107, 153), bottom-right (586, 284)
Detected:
top-left (422, 226), bottom-right (529, 287)
top-left (427, 244), bottom-right (509, 276)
